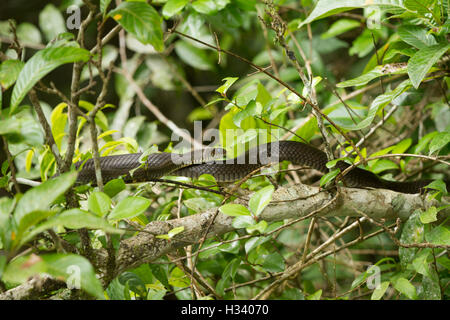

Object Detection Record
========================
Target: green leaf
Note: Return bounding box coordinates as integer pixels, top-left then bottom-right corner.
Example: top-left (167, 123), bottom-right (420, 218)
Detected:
top-left (298, 0), bottom-right (406, 29)
top-left (246, 220), bottom-right (268, 234)
top-left (392, 138), bottom-right (412, 154)
top-left (248, 185), bottom-right (274, 217)
top-left (39, 4), bottom-right (67, 42)
top-left (10, 47), bottom-right (90, 113)
top-left (192, 0), bottom-right (230, 15)
top-left (0, 60), bottom-right (24, 90)
top-left (428, 131), bottom-right (450, 155)
top-left (219, 203), bottom-right (251, 216)
top-left (411, 249), bottom-right (432, 278)
top-left (174, 40), bottom-right (215, 71)
top-left (50, 102), bottom-right (68, 150)
top-left (415, 131), bottom-right (438, 154)
top-left (371, 159), bottom-right (399, 174)
top-left (2, 254), bottom-right (47, 284)
top-left (398, 25), bottom-right (437, 49)
top-left (307, 289), bottom-right (322, 300)
top-left (103, 179), bottom-right (126, 198)
top-left (100, 0), bottom-right (112, 16)
top-left (42, 254), bottom-right (104, 299)
top-left (262, 252), bottom-right (285, 272)
top-left (321, 19), bottom-right (361, 39)
top-left (108, 196), bottom-right (151, 220)
top-left (319, 168), bottom-right (340, 187)
top-left (426, 225), bottom-right (450, 246)
top-left (337, 66), bottom-right (384, 88)
top-left (340, 79), bottom-right (411, 131)
top-left (216, 77), bottom-right (238, 96)
top-left (424, 180), bottom-right (447, 194)
top-left (88, 192), bottom-right (111, 217)
top-left (19, 208), bottom-right (122, 247)
top-left (407, 43), bottom-right (450, 89)
top-left (162, 0), bottom-right (189, 19)
top-left (109, 1), bottom-right (164, 52)
top-left (419, 206), bottom-right (438, 224)
top-left (168, 226), bottom-right (185, 238)
top-left (232, 215), bottom-right (255, 229)
top-left (404, 0), bottom-right (436, 16)
top-left (399, 210), bottom-right (424, 268)
top-left (371, 281), bottom-right (390, 300)
top-left (222, 258), bottom-right (240, 280)
top-left (14, 172), bottom-right (77, 232)
top-left (392, 277), bottom-right (418, 300)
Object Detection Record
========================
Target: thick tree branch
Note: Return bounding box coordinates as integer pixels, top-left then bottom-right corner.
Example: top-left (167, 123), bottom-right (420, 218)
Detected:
top-left (113, 185), bottom-right (449, 276)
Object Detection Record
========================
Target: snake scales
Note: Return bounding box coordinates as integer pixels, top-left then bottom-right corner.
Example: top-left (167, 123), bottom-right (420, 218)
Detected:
top-left (75, 140), bottom-right (447, 194)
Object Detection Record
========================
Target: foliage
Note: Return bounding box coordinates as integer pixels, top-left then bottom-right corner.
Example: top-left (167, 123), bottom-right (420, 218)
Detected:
top-left (0, 0), bottom-right (449, 300)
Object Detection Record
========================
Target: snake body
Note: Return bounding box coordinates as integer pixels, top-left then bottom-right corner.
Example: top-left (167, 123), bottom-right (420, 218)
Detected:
top-left (75, 140), bottom-right (446, 194)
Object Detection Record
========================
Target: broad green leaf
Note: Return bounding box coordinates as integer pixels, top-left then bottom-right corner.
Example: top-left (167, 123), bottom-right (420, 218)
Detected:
top-left (14, 172), bottom-right (78, 231)
top-left (411, 249), bottom-right (432, 278)
top-left (42, 254), bottom-right (104, 299)
top-left (103, 178), bottom-right (126, 198)
top-left (222, 258), bottom-right (240, 280)
top-left (109, 1), bottom-right (164, 52)
top-left (233, 100), bottom-right (258, 127)
top-left (21, 208), bottom-right (121, 246)
top-left (298, 0), bottom-right (406, 29)
top-left (232, 215), bottom-right (255, 229)
top-left (408, 43), bottom-right (450, 89)
top-left (88, 192), bottom-right (111, 217)
top-left (419, 206), bottom-right (438, 224)
top-left (2, 254), bottom-right (47, 284)
top-left (392, 277), bottom-right (418, 300)
top-left (262, 252), bottom-right (285, 272)
top-left (320, 168), bottom-right (340, 187)
top-left (100, 0), bottom-right (112, 16)
top-left (426, 225), bottom-right (450, 246)
top-left (371, 281), bottom-right (390, 300)
top-left (424, 180), bottom-right (447, 194)
top-left (307, 289), bottom-right (322, 300)
top-left (404, 0), bottom-right (436, 16)
top-left (10, 47), bottom-right (90, 113)
top-left (428, 131), bottom-right (450, 155)
top-left (216, 77), bottom-right (238, 96)
top-left (174, 40), bottom-right (215, 71)
top-left (108, 196), bottom-right (151, 220)
top-left (219, 203), bottom-right (251, 216)
top-left (248, 185), bottom-right (274, 216)
top-left (246, 220), bottom-right (268, 234)
top-left (415, 131), bottom-right (438, 153)
top-left (0, 117), bottom-right (23, 136)
top-left (192, 0), bottom-right (230, 15)
top-left (25, 149), bottom-right (34, 172)
top-left (340, 79), bottom-right (411, 131)
top-left (168, 226), bottom-right (184, 238)
top-left (50, 102), bottom-right (68, 150)
top-left (16, 23), bottom-right (42, 44)
top-left (39, 4), bottom-right (67, 42)
top-left (392, 138), bottom-right (412, 154)
top-left (337, 64), bottom-right (407, 88)
top-left (399, 211), bottom-right (424, 268)
top-left (0, 60), bottom-right (24, 90)
top-left (321, 19), bottom-right (361, 39)
top-left (162, 0), bottom-right (189, 18)
top-left (398, 25), bottom-right (437, 49)
top-left (183, 198), bottom-right (217, 212)
top-left (371, 159), bottom-right (399, 174)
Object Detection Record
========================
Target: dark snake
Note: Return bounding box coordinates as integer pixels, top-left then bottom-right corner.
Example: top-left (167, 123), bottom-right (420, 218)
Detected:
top-left (75, 140), bottom-right (448, 194)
